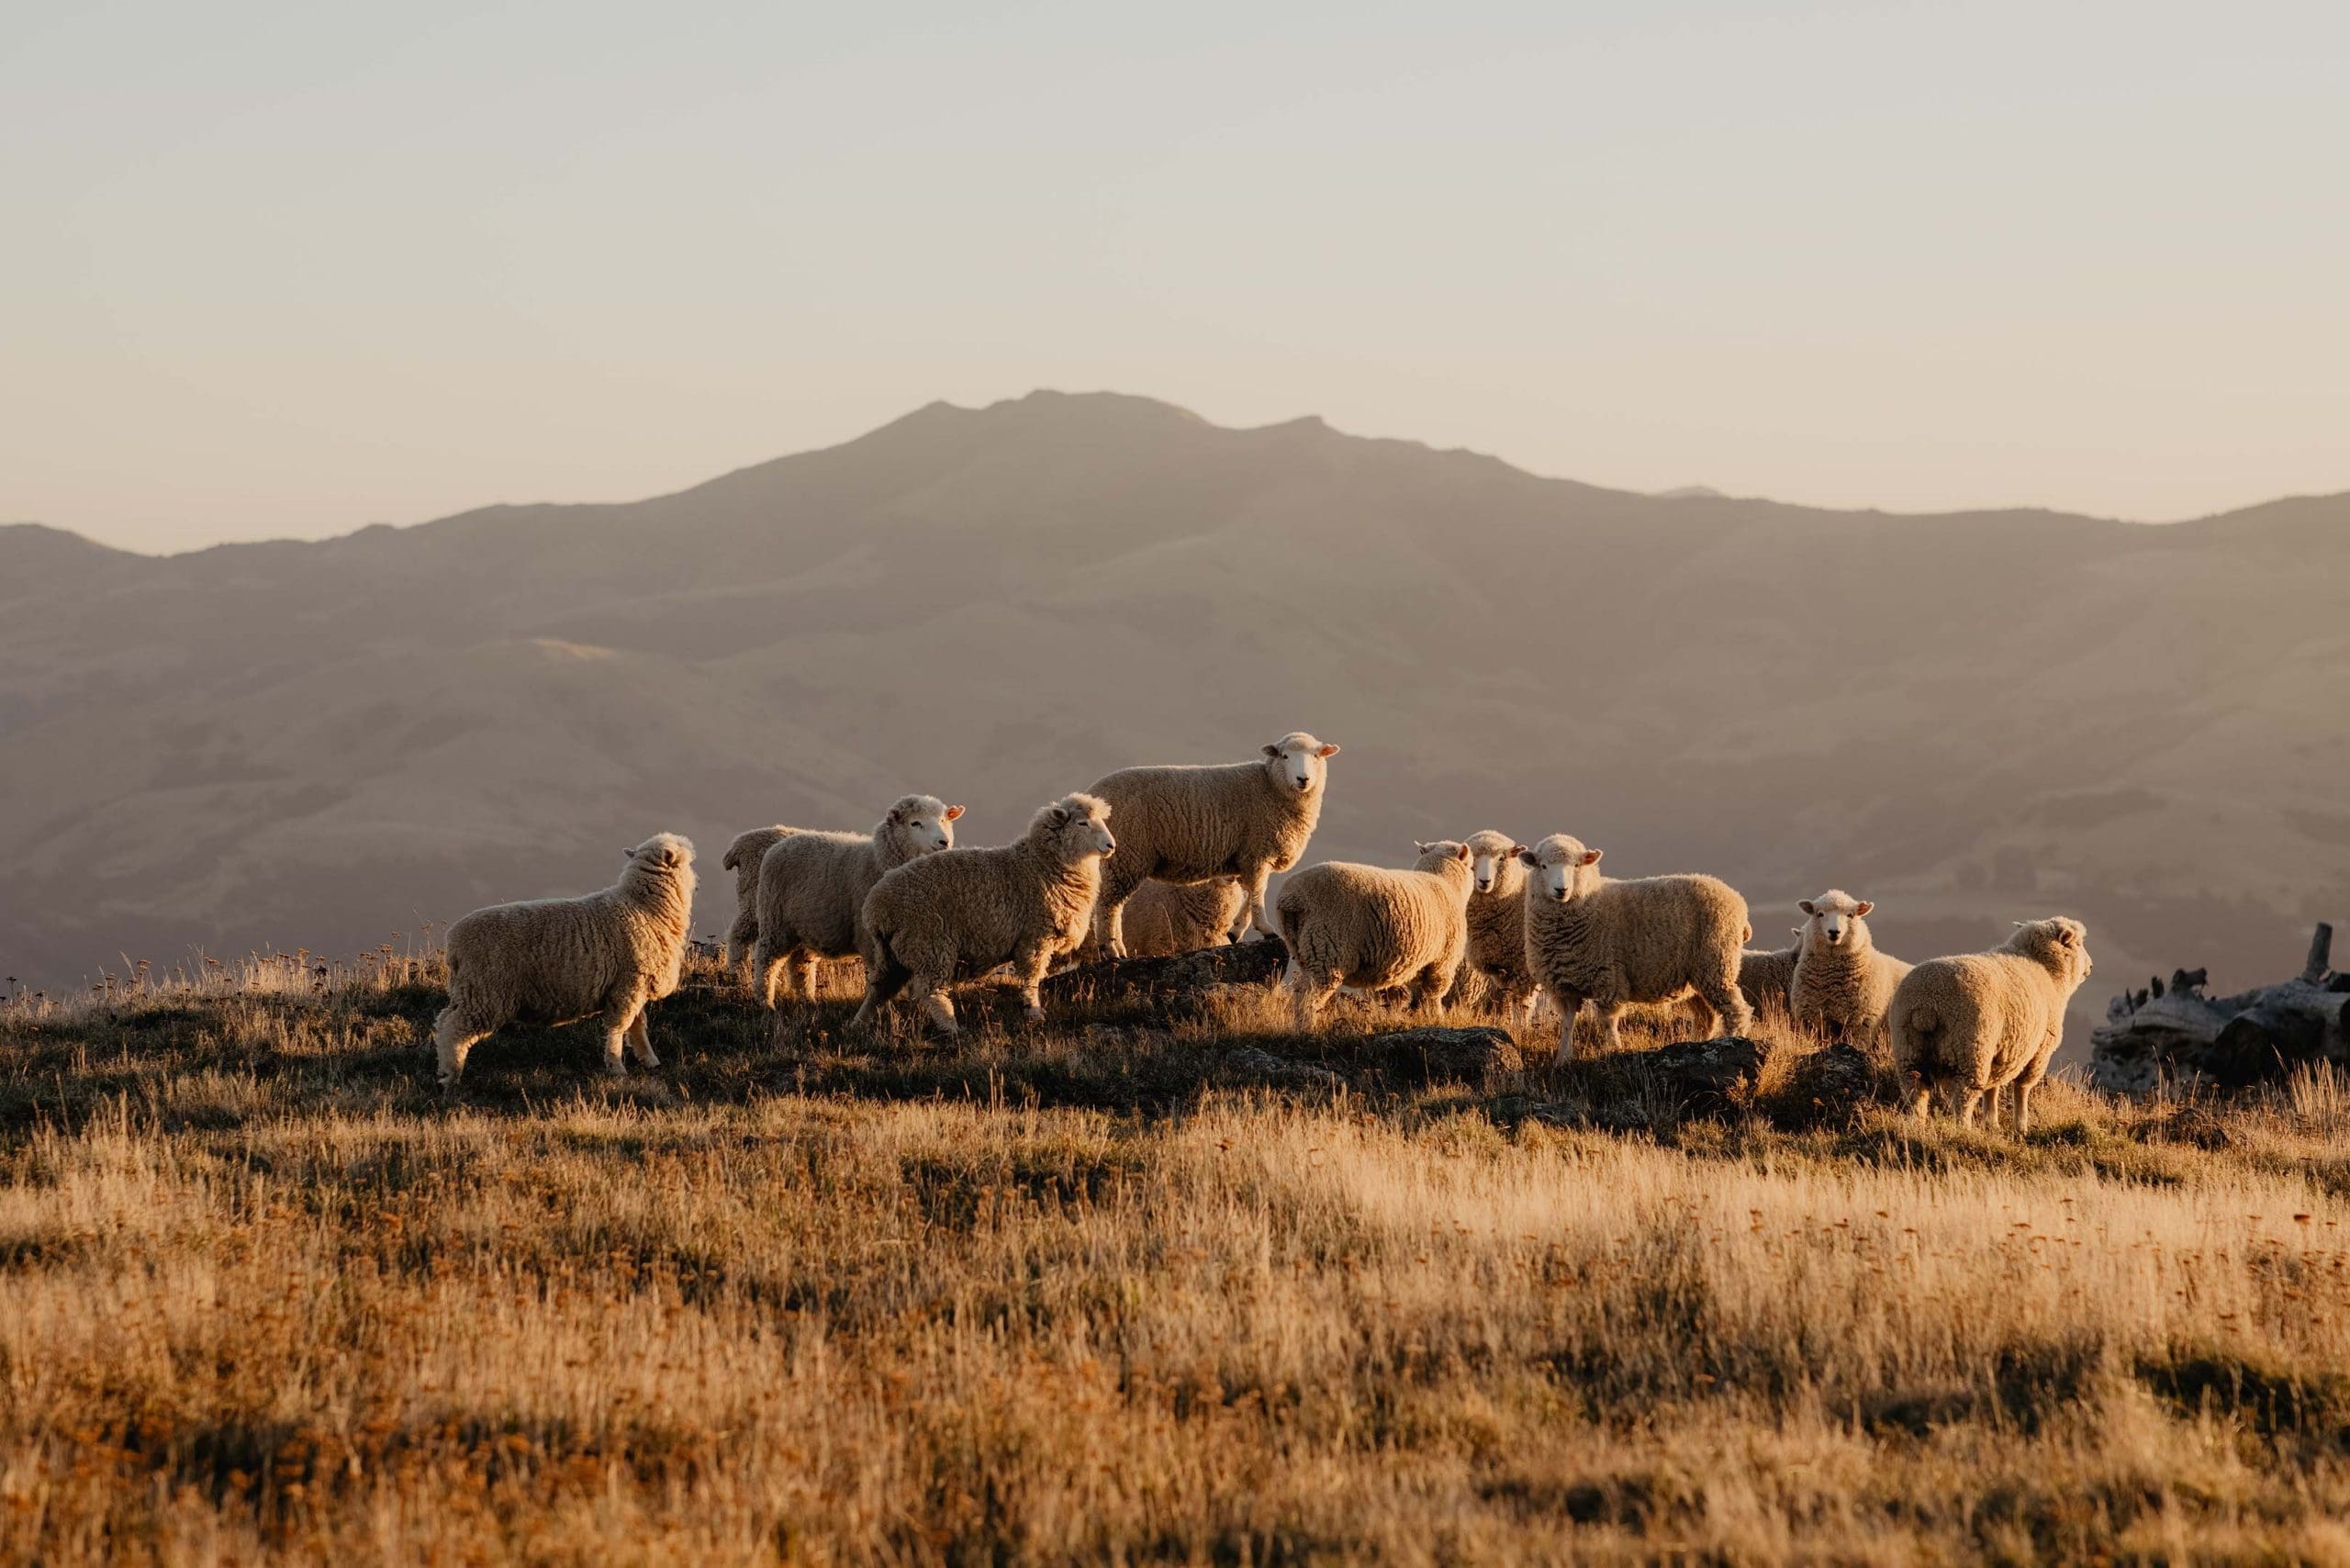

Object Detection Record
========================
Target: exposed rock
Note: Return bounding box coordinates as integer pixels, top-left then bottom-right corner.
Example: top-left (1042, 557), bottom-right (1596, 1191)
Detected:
top-left (1774, 1043), bottom-right (1883, 1130)
top-left (1225, 1047), bottom-right (1345, 1090)
top-left (1638, 1036), bottom-right (1767, 1104)
top-left (1353, 1025), bottom-right (1524, 1088)
top-left (2093, 923), bottom-right (2347, 1094)
top-left (1040, 935), bottom-right (1289, 1013)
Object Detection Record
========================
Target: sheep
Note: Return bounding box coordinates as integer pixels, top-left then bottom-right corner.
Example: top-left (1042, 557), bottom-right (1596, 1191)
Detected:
top-left (1518, 834), bottom-right (1754, 1063)
top-left (1086, 732), bottom-right (1338, 958)
top-left (1462, 829), bottom-right (1536, 1020)
top-left (431, 833), bottom-right (696, 1091)
top-left (746, 795), bottom-right (962, 1008)
top-left (1275, 841), bottom-right (1474, 1025)
top-left (1889, 917), bottom-right (2094, 1132)
top-left (721, 825), bottom-right (794, 977)
top-left (1788, 890), bottom-right (1914, 1047)
top-left (1737, 935), bottom-right (1804, 1023)
top-left (853, 793), bottom-right (1116, 1036)
top-left (1116, 877), bottom-right (1248, 958)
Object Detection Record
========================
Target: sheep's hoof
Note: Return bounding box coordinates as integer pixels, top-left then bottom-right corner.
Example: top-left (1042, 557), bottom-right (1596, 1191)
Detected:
top-left (1022, 1006), bottom-right (1046, 1025)
top-left (604, 1059), bottom-right (629, 1078)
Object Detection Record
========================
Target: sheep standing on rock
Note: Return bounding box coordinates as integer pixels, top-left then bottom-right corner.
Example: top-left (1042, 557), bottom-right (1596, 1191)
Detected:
top-left (1276, 841), bottom-right (1474, 1025)
top-left (1738, 935), bottom-right (1803, 1024)
top-left (1889, 917), bottom-right (2094, 1132)
top-left (432, 833), bottom-right (697, 1091)
top-left (1789, 890), bottom-right (1913, 1047)
top-left (853, 794), bottom-right (1116, 1036)
top-left (1116, 878), bottom-right (1248, 958)
top-left (1519, 834), bottom-right (1754, 1063)
top-left (721, 826), bottom-right (794, 979)
top-left (747, 796), bottom-right (961, 1009)
top-left (1085, 732), bottom-right (1338, 958)
top-left (1462, 829), bottom-right (1536, 1020)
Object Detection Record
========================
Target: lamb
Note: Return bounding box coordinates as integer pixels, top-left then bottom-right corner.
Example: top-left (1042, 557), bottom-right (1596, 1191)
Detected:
top-left (1275, 841), bottom-right (1474, 1025)
top-left (1788, 890), bottom-right (1913, 1047)
top-left (721, 825), bottom-right (794, 977)
top-left (746, 795), bottom-right (962, 1008)
top-left (1518, 834), bottom-right (1754, 1063)
top-left (853, 793), bottom-right (1116, 1036)
top-left (1085, 732), bottom-right (1338, 958)
top-left (1462, 829), bottom-right (1536, 1020)
top-left (1737, 935), bottom-right (1804, 1023)
top-left (431, 833), bottom-right (697, 1091)
top-left (1116, 877), bottom-right (1248, 958)
top-left (1889, 917), bottom-right (2094, 1132)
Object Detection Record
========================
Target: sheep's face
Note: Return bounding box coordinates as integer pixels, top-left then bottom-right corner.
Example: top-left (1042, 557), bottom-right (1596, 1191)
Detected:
top-left (1413, 839), bottom-right (1473, 874)
top-left (623, 834), bottom-right (694, 873)
top-left (1465, 831), bottom-right (1526, 895)
top-left (1518, 834), bottom-right (1602, 902)
top-left (1262, 732), bottom-right (1339, 795)
top-left (1798, 890), bottom-right (1874, 950)
top-left (889, 795), bottom-right (964, 855)
top-left (1036, 794), bottom-right (1116, 865)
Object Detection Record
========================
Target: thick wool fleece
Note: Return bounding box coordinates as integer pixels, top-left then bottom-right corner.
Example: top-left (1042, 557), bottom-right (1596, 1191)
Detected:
top-left (1890, 917), bottom-right (2093, 1133)
top-left (721, 825), bottom-right (794, 973)
top-left (854, 794), bottom-right (1115, 1036)
top-left (1519, 834), bottom-right (1753, 1062)
top-left (433, 833), bottom-right (696, 1089)
top-left (748, 795), bottom-right (958, 1007)
top-left (1462, 829), bottom-right (1534, 1015)
top-left (1087, 732), bottom-right (1337, 957)
top-left (1117, 878), bottom-right (1248, 958)
top-left (1788, 890), bottom-right (1913, 1047)
top-left (1276, 841), bottom-right (1474, 1024)
top-left (1738, 944), bottom-right (1802, 1020)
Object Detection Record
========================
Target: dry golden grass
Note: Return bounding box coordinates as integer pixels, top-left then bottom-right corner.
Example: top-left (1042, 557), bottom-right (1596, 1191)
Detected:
top-left (5, 953), bottom-right (2350, 1562)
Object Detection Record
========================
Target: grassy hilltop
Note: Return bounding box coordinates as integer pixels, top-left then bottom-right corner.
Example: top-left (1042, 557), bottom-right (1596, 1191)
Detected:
top-left (4, 951), bottom-right (2350, 1562)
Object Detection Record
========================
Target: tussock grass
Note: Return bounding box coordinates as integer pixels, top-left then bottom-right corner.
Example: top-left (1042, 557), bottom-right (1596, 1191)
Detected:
top-left (4, 953), bottom-right (2350, 1561)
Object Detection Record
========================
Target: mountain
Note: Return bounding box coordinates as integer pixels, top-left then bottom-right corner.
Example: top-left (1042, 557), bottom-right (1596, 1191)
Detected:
top-left (5, 390), bottom-right (2346, 1055)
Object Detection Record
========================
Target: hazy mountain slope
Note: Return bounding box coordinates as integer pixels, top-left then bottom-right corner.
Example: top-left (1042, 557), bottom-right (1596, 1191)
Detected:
top-left (3, 391), bottom-right (2344, 1054)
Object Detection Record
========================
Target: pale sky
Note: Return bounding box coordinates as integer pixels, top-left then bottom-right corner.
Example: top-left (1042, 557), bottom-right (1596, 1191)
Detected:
top-left (5, 1), bottom-right (2346, 554)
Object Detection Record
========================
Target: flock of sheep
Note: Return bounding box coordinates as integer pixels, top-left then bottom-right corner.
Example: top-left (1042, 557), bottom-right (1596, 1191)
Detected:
top-left (431, 731), bottom-right (2097, 1130)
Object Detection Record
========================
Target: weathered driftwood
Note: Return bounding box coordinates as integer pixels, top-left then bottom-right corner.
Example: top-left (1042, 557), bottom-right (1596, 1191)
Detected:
top-left (2091, 923), bottom-right (2349, 1093)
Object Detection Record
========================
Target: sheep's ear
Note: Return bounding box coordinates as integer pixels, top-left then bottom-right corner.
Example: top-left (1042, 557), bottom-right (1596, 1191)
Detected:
top-left (1046, 805), bottom-right (1070, 826)
top-left (1511, 844), bottom-right (1528, 857)
top-left (1853, 900), bottom-right (1874, 917)
top-left (1455, 843), bottom-right (1472, 862)
top-left (1262, 744), bottom-right (1281, 758)
top-left (2054, 924), bottom-right (2077, 946)
top-left (887, 803), bottom-right (907, 823)
top-left (1798, 900), bottom-right (1817, 916)
top-left (1517, 850), bottom-right (1540, 868)
top-left (622, 846), bottom-right (637, 858)
top-left (945, 803), bottom-right (965, 821)
top-left (1579, 848), bottom-right (1603, 867)
top-left (1414, 840), bottom-right (1431, 854)
top-left (1315, 743), bottom-right (1339, 757)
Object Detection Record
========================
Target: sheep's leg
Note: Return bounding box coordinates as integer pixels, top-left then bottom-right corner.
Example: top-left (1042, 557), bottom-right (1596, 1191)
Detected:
top-left (2014, 1078), bottom-right (2038, 1135)
top-left (750, 935), bottom-right (788, 1009)
top-left (906, 977), bottom-right (958, 1036)
top-left (433, 1008), bottom-right (487, 1092)
top-left (1694, 976), bottom-right (1752, 1040)
top-left (1291, 969), bottom-right (1340, 1030)
top-left (625, 1007), bottom-right (659, 1069)
top-left (1543, 985), bottom-right (1590, 1065)
top-left (727, 913), bottom-right (760, 983)
top-left (784, 949), bottom-right (818, 1003)
top-left (1097, 896), bottom-right (1132, 961)
top-left (1592, 1002), bottom-right (1628, 1058)
top-left (1239, 868), bottom-right (1277, 942)
top-left (1956, 1088), bottom-right (1983, 1128)
top-left (598, 1007), bottom-right (633, 1076)
top-left (1980, 1083), bottom-right (2002, 1131)
top-left (1010, 943), bottom-right (1054, 1023)
top-left (1907, 1084), bottom-right (1934, 1120)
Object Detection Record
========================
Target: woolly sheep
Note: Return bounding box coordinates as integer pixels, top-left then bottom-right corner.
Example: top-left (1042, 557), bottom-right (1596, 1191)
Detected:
top-left (1889, 917), bottom-right (2094, 1132)
top-left (721, 825), bottom-right (794, 978)
top-left (1788, 890), bottom-right (1913, 1047)
top-left (1461, 829), bottom-right (1536, 1020)
top-left (1518, 834), bottom-right (1754, 1063)
top-left (1116, 877), bottom-right (1248, 958)
top-left (431, 833), bottom-right (697, 1091)
top-left (1737, 936), bottom-right (1803, 1022)
top-left (1086, 732), bottom-right (1338, 958)
top-left (853, 793), bottom-right (1116, 1036)
top-left (1276, 840), bottom-right (1474, 1025)
top-left (747, 795), bottom-right (962, 1008)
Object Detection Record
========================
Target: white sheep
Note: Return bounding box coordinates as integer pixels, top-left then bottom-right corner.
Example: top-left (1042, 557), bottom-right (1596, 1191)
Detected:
top-left (745, 795), bottom-right (962, 1008)
top-left (1086, 732), bottom-right (1338, 958)
top-left (1889, 917), bottom-right (2094, 1132)
top-left (1116, 877), bottom-right (1247, 958)
top-left (1737, 935), bottom-right (1803, 1023)
top-left (1275, 840), bottom-right (1474, 1025)
top-left (1788, 890), bottom-right (1913, 1047)
top-left (431, 833), bottom-right (697, 1091)
top-left (721, 825), bottom-right (793, 978)
top-left (1518, 834), bottom-right (1754, 1062)
top-left (853, 793), bottom-right (1116, 1036)
top-left (1461, 829), bottom-right (1535, 1020)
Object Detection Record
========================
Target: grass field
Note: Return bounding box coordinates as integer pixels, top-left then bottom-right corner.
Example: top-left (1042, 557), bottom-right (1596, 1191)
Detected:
top-left (5, 949), bottom-right (2350, 1563)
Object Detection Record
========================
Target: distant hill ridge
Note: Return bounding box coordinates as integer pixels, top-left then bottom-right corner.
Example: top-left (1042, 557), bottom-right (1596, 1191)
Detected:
top-left (4, 391), bottom-right (2346, 1057)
